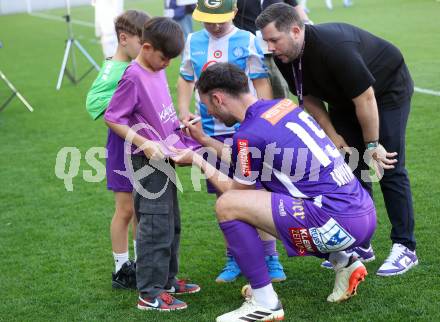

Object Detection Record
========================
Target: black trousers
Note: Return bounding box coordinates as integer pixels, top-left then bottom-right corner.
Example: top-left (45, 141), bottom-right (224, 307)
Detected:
top-left (131, 155), bottom-right (181, 297)
top-left (329, 97), bottom-right (416, 250)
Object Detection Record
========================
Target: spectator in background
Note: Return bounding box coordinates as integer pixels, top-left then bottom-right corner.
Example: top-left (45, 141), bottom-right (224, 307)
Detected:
top-left (93, 0), bottom-right (124, 58)
top-left (234, 0), bottom-right (310, 34)
top-left (164, 0), bottom-right (197, 41)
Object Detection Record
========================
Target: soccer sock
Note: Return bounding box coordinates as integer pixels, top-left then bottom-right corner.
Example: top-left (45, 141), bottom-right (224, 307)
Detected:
top-left (262, 239), bottom-right (278, 257)
top-left (219, 220), bottom-right (271, 289)
top-left (252, 283), bottom-right (279, 310)
top-left (329, 251), bottom-right (350, 270)
top-left (113, 251), bottom-right (129, 273)
top-left (226, 248), bottom-right (233, 258)
top-left (133, 240), bottom-right (137, 261)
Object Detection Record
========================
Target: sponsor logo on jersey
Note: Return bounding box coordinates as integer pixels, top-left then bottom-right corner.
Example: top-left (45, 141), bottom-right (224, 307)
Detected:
top-left (205, 0), bottom-right (222, 9)
top-left (309, 218), bottom-right (355, 253)
top-left (232, 46), bottom-right (244, 58)
top-left (291, 198), bottom-right (305, 220)
top-left (289, 227), bottom-right (317, 256)
top-left (213, 50), bottom-right (222, 59)
top-left (159, 102), bottom-right (177, 123)
top-left (237, 139), bottom-right (251, 177)
top-left (261, 99), bottom-right (297, 125)
top-left (192, 50), bottom-right (206, 56)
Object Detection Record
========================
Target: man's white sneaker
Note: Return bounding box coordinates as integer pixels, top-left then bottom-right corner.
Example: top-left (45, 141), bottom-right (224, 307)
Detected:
top-left (321, 245), bottom-right (376, 269)
top-left (377, 243), bottom-right (418, 276)
top-left (327, 259), bottom-right (367, 303)
top-left (216, 298), bottom-right (284, 322)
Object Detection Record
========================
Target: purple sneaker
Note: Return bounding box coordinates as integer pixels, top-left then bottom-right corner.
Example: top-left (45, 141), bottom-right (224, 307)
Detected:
top-left (321, 245), bottom-right (375, 269)
top-left (377, 243), bottom-right (418, 276)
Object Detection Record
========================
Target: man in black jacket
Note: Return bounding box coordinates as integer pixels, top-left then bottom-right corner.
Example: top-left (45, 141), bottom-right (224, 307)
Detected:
top-left (256, 3), bottom-right (418, 276)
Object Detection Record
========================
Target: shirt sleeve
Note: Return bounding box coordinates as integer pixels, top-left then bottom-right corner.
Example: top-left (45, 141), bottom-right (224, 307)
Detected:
top-left (247, 33), bottom-right (269, 79)
top-left (85, 82), bottom-right (113, 120)
top-left (104, 78), bottom-right (138, 125)
top-left (179, 34), bottom-right (195, 81)
top-left (327, 42), bottom-right (375, 99)
top-left (231, 132), bottom-right (265, 185)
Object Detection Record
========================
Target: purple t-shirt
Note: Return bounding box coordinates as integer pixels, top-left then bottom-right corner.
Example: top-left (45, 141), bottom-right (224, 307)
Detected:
top-left (231, 99), bottom-right (373, 216)
top-left (105, 61), bottom-right (199, 155)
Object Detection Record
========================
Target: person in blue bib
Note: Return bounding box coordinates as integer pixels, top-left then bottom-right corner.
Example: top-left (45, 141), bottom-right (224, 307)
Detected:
top-left (177, 0), bottom-right (287, 283)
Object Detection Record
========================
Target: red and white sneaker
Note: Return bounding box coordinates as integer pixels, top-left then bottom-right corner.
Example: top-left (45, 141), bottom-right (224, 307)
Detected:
top-left (216, 298), bottom-right (284, 322)
top-left (137, 292), bottom-right (187, 311)
top-left (165, 279), bottom-right (200, 295)
top-left (327, 259), bottom-right (368, 302)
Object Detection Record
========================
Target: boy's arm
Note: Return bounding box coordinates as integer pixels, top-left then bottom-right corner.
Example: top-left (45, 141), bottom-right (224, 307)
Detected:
top-left (247, 33), bottom-right (273, 99)
top-left (177, 76), bottom-right (195, 121)
top-left (173, 151), bottom-right (254, 194)
top-left (252, 77), bottom-right (273, 100)
top-left (178, 35), bottom-right (196, 121)
top-left (182, 120), bottom-right (232, 164)
top-left (105, 121), bottom-right (166, 160)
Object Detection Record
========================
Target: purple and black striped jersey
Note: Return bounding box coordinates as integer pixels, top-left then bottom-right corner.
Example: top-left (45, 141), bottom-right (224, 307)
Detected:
top-left (231, 99), bottom-right (373, 216)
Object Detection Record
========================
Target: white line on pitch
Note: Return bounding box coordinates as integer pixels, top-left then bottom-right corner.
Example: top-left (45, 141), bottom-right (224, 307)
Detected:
top-left (29, 12), bottom-right (94, 28)
top-left (414, 87), bottom-right (440, 97)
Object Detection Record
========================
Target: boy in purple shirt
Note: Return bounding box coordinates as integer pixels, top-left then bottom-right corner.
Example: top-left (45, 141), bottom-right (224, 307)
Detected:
top-left (105, 17), bottom-right (200, 311)
top-left (172, 63), bottom-right (383, 321)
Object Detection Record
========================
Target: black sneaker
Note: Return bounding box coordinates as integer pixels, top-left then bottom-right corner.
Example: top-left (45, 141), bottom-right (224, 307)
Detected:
top-left (112, 260), bottom-right (137, 290)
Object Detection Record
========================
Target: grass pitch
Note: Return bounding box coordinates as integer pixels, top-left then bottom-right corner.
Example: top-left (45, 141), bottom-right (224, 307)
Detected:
top-left (0, 0), bottom-right (439, 321)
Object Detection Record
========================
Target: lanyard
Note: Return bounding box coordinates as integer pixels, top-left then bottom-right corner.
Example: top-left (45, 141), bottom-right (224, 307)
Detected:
top-left (292, 41), bottom-right (305, 106)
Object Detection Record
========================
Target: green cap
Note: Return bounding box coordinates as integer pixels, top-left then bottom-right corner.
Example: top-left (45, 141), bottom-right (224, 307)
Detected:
top-left (192, 0), bottom-right (237, 23)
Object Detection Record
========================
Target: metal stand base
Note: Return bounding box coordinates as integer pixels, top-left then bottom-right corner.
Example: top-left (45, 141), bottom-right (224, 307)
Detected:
top-left (0, 70), bottom-right (34, 112)
top-left (56, 37), bottom-right (100, 90)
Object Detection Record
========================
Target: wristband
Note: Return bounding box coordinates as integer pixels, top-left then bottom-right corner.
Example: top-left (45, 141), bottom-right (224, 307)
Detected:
top-left (365, 141), bottom-right (379, 150)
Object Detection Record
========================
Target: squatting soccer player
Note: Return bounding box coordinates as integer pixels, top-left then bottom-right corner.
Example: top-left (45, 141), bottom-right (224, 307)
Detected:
top-left (172, 63), bottom-right (383, 322)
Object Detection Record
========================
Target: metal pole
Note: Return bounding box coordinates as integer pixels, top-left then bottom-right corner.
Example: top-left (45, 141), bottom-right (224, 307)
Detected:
top-left (0, 70), bottom-right (34, 112)
top-left (55, 0), bottom-right (100, 90)
top-left (56, 39), bottom-right (73, 90)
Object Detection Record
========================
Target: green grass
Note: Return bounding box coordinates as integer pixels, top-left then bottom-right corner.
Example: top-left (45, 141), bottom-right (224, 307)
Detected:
top-left (0, 0), bottom-right (439, 321)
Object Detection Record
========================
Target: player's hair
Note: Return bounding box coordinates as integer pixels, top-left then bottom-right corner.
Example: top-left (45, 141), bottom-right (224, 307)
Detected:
top-left (141, 17), bottom-right (184, 59)
top-left (256, 3), bottom-right (304, 32)
top-left (114, 10), bottom-right (150, 40)
top-left (196, 63), bottom-right (250, 97)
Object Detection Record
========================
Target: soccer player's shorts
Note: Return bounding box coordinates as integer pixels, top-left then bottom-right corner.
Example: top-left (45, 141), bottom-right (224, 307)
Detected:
top-left (106, 128), bottom-right (133, 193)
top-left (271, 193), bottom-right (376, 258)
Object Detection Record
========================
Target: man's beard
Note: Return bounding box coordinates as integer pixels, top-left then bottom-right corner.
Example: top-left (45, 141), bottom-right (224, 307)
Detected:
top-left (223, 118), bottom-right (238, 127)
top-left (285, 38), bottom-right (302, 62)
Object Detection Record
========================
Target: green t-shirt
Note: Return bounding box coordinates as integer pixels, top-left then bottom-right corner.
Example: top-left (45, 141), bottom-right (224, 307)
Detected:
top-left (86, 60), bottom-right (130, 120)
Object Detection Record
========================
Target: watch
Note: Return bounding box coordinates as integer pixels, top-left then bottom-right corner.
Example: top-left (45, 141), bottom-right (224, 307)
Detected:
top-left (365, 141), bottom-right (379, 150)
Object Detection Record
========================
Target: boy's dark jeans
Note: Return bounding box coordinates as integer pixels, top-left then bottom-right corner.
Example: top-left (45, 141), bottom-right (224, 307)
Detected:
top-left (131, 155), bottom-right (180, 297)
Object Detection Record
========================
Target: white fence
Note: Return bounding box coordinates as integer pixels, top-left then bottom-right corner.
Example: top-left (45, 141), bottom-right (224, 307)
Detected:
top-left (0, 0), bottom-right (91, 15)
